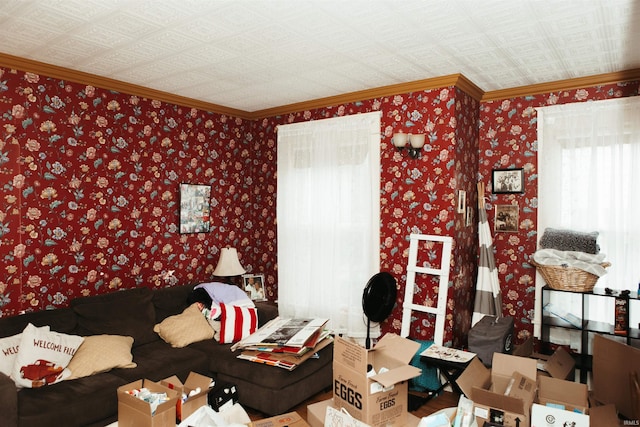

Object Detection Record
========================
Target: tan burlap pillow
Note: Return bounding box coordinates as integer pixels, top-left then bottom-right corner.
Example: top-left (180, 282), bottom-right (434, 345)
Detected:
top-left (67, 335), bottom-right (137, 379)
top-left (153, 303), bottom-right (214, 348)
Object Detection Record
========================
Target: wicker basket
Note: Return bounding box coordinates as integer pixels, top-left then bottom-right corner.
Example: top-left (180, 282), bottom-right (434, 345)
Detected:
top-left (531, 260), bottom-right (611, 292)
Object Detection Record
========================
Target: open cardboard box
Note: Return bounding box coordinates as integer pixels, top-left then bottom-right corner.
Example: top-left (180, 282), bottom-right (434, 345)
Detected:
top-left (512, 337), bottom-right (575, 380)
top-left (456, 352), bottom-right (537, 427)
top-left (531, 403), bottom-right (589, 427)
top-left (537, 375), bottom-right (588, 414)
top-left (250, 411), bottom-right (310, 427)
top-left (117, 379), bottom-right (180, 427)
top-left (592, 334), bottom-right (640, 420)
top-left (307, 398), bottom-right (421, 427)
top-left (533, 401), bottom-right (620, 427)
top-left (161, 372), bottom-right (212, 422)
top-left (588, 403), bottom-right (620, 427)
top-left (332, 334), bottom-right (421, 427)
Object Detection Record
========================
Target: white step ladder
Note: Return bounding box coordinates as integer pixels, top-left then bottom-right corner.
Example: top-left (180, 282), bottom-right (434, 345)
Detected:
top-left (400, 234), bottom-right (453, 346)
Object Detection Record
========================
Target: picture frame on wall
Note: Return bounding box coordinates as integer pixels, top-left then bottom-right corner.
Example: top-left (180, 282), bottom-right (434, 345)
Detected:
top-left (494, 204), bottom-right (519, 232)
top-left (243, 274), bottom-right (266, 301)
top-left (179, 183), bottom-right (211, 234)
top-left (492, 168), bottom-right (525, 194)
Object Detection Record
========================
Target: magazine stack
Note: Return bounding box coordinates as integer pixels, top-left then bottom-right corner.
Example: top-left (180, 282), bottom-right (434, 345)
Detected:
top-left (232, 317), bottom-right (332, 371)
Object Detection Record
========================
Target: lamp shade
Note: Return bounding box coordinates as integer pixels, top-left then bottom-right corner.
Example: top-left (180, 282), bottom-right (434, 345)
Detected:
top-left (212, 247), bottom-right (246, 276)
top-left (392, 132), bottom-right (408, 148)
top-left (409, 133), bottom-right (425, 148)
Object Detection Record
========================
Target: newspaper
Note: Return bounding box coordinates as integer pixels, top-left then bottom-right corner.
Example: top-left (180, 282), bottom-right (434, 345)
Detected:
top-left (232, 317), bottom-right (329, 351)
top-left (237, 335), bottom-right (333, 371)
top-left (420, 344), bottom-right (476, 363)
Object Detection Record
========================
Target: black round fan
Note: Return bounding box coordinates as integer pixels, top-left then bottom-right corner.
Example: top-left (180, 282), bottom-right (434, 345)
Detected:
top-left (362, 271), bottom-right (397, 349)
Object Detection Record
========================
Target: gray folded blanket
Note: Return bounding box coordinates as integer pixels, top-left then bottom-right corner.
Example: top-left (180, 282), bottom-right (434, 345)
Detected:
top-left (539, 228), bottom-right (600, 254)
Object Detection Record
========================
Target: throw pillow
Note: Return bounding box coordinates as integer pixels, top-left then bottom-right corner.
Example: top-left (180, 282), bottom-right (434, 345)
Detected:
top-left (153, 303), bottom-right (214, 348)
top-left (11, 323), bottom-right (84, 388)
top-left (66, 335), bottom-right (137, 379)
top-left (0, 331), bottom-right (32, 376)
top-left (218, 304), bottom-right (258, 344)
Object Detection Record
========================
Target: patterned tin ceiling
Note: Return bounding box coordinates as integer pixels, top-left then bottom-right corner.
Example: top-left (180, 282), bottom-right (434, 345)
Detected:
top-left (0, 0), bottom-right (638, 112)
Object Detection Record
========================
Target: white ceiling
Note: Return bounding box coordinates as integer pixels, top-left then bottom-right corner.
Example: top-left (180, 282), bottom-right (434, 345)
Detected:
top-left (1, 0), bottom-right (639, 113)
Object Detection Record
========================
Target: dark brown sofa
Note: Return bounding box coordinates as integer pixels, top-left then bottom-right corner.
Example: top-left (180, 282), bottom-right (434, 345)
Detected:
top-left (0, 284), bottom-right (333, 427)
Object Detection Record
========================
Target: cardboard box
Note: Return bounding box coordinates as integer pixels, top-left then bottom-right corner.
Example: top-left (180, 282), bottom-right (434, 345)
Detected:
top-left (537, 346), bottom-right (575, 380)
top-left (531, 403), bottom-right (589, 427)
top-left (588, 404), bottom-right (620, 427)
top-left (161, 372), bottom-right (212, 422)
top-left (332, 334), bottom-right (421, 427)
top-left (537, 376), bottom-right (588, 414)
top-left (513, 337), bottom-right (575, 380)
top-left (456, 352), bottom-right (537, 427)
top-left (306, 398), bottom-right (421, 427)
top-left (117, 379), bottom-right (180, 427)
top-left (250, 411), bottom-right (310, 427)
top-left (593, 334), bottom-right (640, 420)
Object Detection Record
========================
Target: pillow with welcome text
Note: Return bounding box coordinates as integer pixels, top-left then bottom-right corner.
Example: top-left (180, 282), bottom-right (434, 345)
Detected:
top-left (11, 323), bottom-right (84, 388)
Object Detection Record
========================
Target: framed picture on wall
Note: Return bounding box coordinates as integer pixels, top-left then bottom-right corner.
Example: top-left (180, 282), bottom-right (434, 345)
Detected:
top-left (243, 274), bottom-right (266, 301)
top-left (494, 204), bottom-right (519, 232)
top-left (492, 168), bottom-right (525, 194)
top-left (179, 183), bottom-right (211, 234)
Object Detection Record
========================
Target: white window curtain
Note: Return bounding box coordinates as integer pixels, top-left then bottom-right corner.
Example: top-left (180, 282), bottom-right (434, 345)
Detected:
top-left (535, 96), bottom-right (640, 340)
top-left (277, 112), bottom-right (381, 339)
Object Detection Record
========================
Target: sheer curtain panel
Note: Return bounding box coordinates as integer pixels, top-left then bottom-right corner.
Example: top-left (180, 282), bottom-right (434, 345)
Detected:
top-left (277, 112), bottom-right (381, 339)
top-left (535, 96), bottom-right (640, 338)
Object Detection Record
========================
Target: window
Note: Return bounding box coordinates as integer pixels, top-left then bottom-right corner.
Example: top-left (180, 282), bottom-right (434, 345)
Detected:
top-left (535, 97), bottom-right (640, 338)
top-left (276, 112), bottom-right (381, 338)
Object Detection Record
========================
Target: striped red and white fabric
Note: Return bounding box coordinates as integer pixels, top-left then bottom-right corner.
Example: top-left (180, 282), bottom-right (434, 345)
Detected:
top-left (218, 303), bottom-right (258, 344)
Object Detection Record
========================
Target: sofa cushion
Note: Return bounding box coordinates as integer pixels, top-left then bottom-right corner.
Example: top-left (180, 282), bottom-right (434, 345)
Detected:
top-left (71, 287), bottom-right (157, 347)
top-left (254, 301), bottom-right (279, 328)
top-left (152, 283), bottom-right (195, 322)
top-left (190, 338), bottom-right (333, 389)
top-left (0, 308), bottom-right (76, 336)
top-left (67, 335), bottom-right (137, 379)
top-left (154, 304), bottom-right (214, 348)
top-left (18, 372), bottom-right (128, 427)
top-left (112, 340), bottom-right (209, 383)
top-left (12, 323), bottom-right (84, 388)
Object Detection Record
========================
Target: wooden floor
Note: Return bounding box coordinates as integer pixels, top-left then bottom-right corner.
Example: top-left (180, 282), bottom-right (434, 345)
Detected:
top-left (246, 389), bottom-right (461, 423)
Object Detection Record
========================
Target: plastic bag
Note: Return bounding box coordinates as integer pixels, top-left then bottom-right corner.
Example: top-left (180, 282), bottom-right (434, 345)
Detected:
top-left (325, 406), bottom-right (370, 427)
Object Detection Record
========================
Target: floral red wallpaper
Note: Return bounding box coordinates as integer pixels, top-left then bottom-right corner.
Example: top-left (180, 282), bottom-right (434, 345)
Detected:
top-left (1, 62), bottom-right (638, 349)
top-left (0, 66), bottom-right (257, 315)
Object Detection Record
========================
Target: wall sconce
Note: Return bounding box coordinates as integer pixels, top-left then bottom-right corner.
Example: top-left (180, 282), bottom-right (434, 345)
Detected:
top-left (392, 132), bottom-right (425, 159)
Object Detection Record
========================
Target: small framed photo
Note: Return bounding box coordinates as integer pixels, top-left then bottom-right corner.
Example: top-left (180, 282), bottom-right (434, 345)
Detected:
top-left (179, 183), bottom-right (211, 234)
top-left (494, 204), bottom-right (519, 232)
top-left (243, 274), bottom-right (266, 301)
top-left (492, 168), bottom-right (524, 194)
